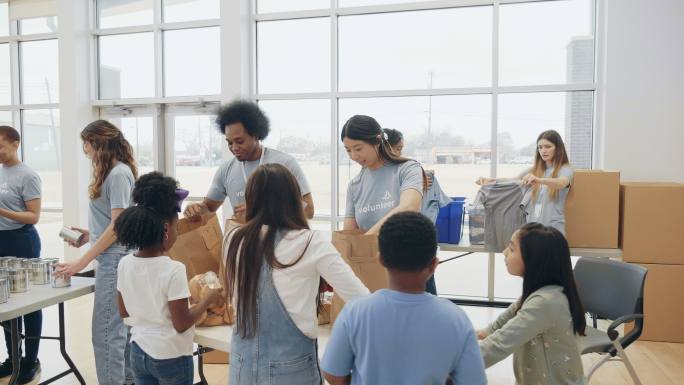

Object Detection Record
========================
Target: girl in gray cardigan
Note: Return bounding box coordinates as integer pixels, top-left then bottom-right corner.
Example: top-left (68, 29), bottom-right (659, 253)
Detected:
top-left (479, 223), bottom-right (587, 385)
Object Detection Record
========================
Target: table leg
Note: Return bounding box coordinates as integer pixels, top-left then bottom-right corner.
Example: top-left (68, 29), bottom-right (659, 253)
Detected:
top-left (57, 302), bottom-right (85, 385)
top-left (196, 345), bottom-right (208, 385)
top-left (7, 318), bottom-right (21, 385)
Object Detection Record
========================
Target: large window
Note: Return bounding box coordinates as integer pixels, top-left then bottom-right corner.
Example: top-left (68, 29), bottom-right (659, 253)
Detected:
top-left (94, 0), bottom-right (223, 201)
top-left (255, 0), bottom-right (596, 300)
top-left (0, 3), bottom-right (61, 209)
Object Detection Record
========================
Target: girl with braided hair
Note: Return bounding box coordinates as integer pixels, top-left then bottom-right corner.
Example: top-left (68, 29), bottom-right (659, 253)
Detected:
top-left (115, 172), bottom-right (220, 385)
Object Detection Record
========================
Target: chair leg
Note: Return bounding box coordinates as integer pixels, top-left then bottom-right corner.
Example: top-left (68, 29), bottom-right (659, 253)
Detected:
top-left (612, 341), bottom-right (643, 385)
top-left (586, 353), bottom-right (612, 382)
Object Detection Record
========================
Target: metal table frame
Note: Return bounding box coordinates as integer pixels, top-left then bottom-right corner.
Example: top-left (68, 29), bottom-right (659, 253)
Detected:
top-left (0, 277), bottom-right (94, 385)
top-left (436, 242), bottom-right (623, 308)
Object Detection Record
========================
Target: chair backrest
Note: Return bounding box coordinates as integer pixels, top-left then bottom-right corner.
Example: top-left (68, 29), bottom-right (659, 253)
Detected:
top-left (574, 257), bottom-right (647, 321)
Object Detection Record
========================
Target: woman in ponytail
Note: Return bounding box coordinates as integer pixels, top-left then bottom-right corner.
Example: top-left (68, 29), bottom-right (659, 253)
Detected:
top-left (54, 120), bottom-right (138, 385)
top-left (341, 115), bottom-right (425, 235)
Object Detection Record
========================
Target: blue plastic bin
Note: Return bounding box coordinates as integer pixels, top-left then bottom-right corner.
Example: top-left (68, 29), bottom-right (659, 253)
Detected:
top-left (436, 197), bottom-right (466, 244)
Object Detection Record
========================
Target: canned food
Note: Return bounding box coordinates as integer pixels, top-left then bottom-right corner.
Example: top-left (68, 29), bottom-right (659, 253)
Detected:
top-left (8, 259), bottom-right (24, 269)
top-left (49, 264), bottom-right (70, 288)
top-left (0, 278), bottom-right (9, 303)
top-left (31, 261), bottom-right (51, 285)
top-left (59, 227), bottom-right (84, 244)
top-left (0, 257), bottom-right (17, 269)
top-left (8, 268), bottom-right (30, 293)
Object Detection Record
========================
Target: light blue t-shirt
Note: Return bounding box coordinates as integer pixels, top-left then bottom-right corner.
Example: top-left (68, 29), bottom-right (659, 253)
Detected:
top-left (421, 174), bottom-right (451, 223)
top-left (321, 289), bottom-right (487, 385)
top-left (206, 147), bottom-right (311, 208)
top-left (345, 160), bottom-right (424, 231)
top-left (524, 165), bottom-right (574, 234)
top-left (0, 163), bottom-right (41, 230)
top-left (88, 162), bottom-right (134, 254)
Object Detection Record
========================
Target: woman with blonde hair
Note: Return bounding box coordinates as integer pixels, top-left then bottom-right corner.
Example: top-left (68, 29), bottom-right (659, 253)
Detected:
top-left (55, 120), bottom-right (138, 385)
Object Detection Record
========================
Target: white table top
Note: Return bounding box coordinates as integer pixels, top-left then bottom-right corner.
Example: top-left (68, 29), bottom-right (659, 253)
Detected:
top-left (0, 277), bottom-right (95, 322)
top-left (194, 324), bottom-right (333, 356)
top-left (437, 242), bottom-right (623, 259)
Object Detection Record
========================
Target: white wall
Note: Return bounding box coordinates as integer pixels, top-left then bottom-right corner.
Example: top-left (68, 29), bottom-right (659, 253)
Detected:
top-left (58, 0), bottom-right (97, 261)
top-left (598, 0), bottom-right (684, 182)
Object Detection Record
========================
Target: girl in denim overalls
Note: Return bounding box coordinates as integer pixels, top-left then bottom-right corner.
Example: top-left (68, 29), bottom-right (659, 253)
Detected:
top-left (224, 164), bottom-right (368, 385)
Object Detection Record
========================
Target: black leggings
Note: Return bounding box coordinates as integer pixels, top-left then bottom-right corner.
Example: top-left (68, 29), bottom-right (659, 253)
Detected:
top-left (0, 225), bottom-right (43, 362)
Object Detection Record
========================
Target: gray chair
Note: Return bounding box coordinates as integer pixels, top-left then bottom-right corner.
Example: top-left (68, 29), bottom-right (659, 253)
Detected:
top-left (574, 257), bottom-right (647, 385)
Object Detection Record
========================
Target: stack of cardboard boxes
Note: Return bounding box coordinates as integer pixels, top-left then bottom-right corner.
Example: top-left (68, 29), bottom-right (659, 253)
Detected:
top-left (620, 183), bottom-right (684, 343)
top-left (565, 170), bottom-right (621, 249)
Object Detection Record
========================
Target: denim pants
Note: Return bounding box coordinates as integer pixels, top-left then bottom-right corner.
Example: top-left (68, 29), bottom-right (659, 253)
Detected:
top-left (130, 342), bottom-right (193, 385)
top-left (93, 252), bottom-right (133, 385)
top-left (0, 225), bottom-right (42, 362)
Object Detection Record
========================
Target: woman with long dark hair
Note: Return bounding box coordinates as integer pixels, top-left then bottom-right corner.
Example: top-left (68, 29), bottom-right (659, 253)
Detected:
top-left (341, 115), bottom-right (425, 235)
top-left (55, 120), bottom-right (138, 385)
top-left (0, 126), bottom-right (43, 383)
top-left (477, 130), bottom-right (573, 234)
top-left (225, 163), bottom-right (368, 385)
top-left (479, 223), bottom-right (586, 385)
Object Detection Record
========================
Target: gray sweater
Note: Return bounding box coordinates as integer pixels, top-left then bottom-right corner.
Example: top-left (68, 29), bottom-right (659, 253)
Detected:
top-left (480, 285), bottom-right (586, 385)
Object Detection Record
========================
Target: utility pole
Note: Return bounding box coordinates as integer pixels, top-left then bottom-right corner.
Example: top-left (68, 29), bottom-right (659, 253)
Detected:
top-left (427, 71), bottom-right (433, 137)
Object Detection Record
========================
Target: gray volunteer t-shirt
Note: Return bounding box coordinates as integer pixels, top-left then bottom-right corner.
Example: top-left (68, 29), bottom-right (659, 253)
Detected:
top-left (521, 165), bottom-right (574, 234)
top-left (88, 162), bottom-right (134, 254)
top-left (206, 147), bottom-right (311, 208)
top-left (421, 175), bottom-right (451, 223)
top-left (345, 160), bottom-right (424, 231)
top-left (0, 163), bottom-right (41, 230)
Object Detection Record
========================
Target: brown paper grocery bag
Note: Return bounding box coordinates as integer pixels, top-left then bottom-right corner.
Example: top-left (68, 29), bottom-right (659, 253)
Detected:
top-left (330, 230), bottom-right (389, 323)
top-left (168, 213), bottom-right (222, 280)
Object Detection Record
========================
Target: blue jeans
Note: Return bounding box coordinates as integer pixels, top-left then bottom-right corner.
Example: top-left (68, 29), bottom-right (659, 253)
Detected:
top-left (93, 252), bottom-right (134, 385)
top-left (131, 343), bottom-right (193, 385)
top-left (0, 225), bottom-right (42, 362)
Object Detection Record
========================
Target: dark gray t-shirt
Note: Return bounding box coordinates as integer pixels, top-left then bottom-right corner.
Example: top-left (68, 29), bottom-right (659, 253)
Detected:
top-left (88, 162), bottom-right (134, 254)
top-left (206, 147), bottom-right (311, 208)
top-left (0, 163), bottom-right (41, 230)
top-left (345, 160), bottom-right (424, 231)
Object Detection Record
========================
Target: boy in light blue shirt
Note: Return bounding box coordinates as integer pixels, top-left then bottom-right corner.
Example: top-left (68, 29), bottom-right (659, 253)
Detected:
top-left (321, 212), bottom-right (487, 385)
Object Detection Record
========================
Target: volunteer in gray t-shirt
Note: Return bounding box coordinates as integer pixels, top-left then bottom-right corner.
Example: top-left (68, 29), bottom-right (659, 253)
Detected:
top-left (383, 128), bottom-right (448, 295)
top-left (54, 120), bottom-right (137, 385)
top-left (0, 125), bottom-right (44, 382)
top-left (341, 116), bottom-right (424, 235)
top-left (184, 100), bottom-right (314, 223)
top-left (476, 130), bottom-right (573, 234)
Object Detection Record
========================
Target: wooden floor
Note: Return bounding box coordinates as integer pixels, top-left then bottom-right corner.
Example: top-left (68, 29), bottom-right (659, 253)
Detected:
top-left (1, 295), bottom-right (682, 385)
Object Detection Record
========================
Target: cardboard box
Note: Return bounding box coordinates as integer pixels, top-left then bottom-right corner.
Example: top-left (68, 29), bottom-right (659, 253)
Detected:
top-left (202, 349), bottom-right (229, 364)
top-left (624, 263), bottom-right (684, 343)
top-left (619, 183), bottom-right (684, 264)
top-left (329, 230), bottom-right (389, 323)
top-left (565, 170), bottom-right (620, 248)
